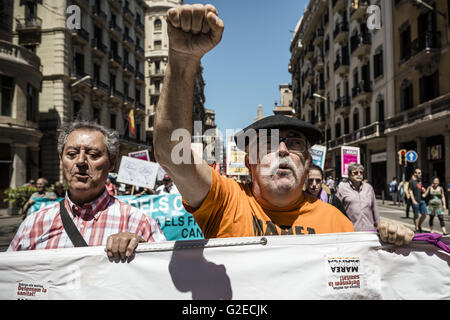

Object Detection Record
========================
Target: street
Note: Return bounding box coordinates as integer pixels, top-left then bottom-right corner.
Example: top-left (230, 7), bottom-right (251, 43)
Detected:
top-left (1, 199), bottom-right (448, 252)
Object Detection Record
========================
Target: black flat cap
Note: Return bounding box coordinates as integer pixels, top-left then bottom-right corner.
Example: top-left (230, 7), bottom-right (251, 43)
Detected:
top-left (234, 115), bottom-right (323, 150)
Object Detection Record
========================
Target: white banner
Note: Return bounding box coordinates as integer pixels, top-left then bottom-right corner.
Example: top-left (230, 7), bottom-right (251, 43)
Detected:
top-left (0, 233), bottom-right (449, 300)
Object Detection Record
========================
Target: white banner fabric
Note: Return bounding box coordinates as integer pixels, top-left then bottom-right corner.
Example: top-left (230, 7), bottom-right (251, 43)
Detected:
top-left (0, 233), bottom-right (449, 300)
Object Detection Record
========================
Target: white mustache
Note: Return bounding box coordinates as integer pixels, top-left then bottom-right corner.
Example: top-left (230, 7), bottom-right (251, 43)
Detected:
top-left (260, 156), bottom-right (298, 177)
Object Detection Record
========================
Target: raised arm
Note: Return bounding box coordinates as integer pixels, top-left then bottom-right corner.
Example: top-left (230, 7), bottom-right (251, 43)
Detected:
top-left (153, 4), bottom-right (224, 209)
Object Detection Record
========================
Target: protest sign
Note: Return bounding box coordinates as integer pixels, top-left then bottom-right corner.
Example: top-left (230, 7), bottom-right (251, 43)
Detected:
top-left (226, 139), bottom-right (248, 176)
top-left (341, 146), bottom-right (360, 177)
top-left (1, 233), bottom-right (449, 299)
top-left (117, 156), bottom-right (158, 189)
top-left (29, 195), bottom-right (203, 241)
top-left (128, 150), bottom-right (150, 161)
top-left (310, 144), bottom-right (327, 170)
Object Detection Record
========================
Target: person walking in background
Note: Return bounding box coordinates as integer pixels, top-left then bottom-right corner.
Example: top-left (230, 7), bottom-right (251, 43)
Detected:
top-left (389, 177), bottom-right (399, 206)
top-left (325, 176), bottom-right (336, 194)
top-left (336, 163), bottom-right (380, 232)
top-left (409, 169), bottom-right (427, 233)
top-left (422, 177), bottom-right (448, 235)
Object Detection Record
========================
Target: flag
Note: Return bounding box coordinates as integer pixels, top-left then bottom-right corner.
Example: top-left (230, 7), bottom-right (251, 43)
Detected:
top-left (128, 108), bottom-right (135, 137)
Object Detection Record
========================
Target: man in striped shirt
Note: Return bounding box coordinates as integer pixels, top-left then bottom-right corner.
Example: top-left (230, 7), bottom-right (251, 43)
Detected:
top-left (8, 121), bottom-right (165, 260)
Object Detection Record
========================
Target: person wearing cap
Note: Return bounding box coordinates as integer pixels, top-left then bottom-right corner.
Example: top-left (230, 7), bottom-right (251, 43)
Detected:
top-left (153, 3), bottom-right (413, 245)
top-left (156, 174), bottom-right (179, 195)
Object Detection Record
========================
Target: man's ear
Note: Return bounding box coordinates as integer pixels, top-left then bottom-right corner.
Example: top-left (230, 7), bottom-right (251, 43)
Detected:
top-left (245, 154), bottom-right (251, 173)
top-left (109, 156), bottom-right (116, 172)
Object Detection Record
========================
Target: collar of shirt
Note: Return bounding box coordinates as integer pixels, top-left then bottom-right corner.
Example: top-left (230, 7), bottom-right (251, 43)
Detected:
top-left (348, 180), bottom-right (364, 192)
top-left (65, 188), bottom-right (111, 221)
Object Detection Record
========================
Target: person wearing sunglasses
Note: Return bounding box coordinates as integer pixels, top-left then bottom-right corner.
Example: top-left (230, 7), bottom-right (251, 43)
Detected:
top-left (336, 163), bottom-right (380, 232)
top-left (153, 3), bottom-right (413, 245)
top-left (305, 165), bottom-right (349, 219)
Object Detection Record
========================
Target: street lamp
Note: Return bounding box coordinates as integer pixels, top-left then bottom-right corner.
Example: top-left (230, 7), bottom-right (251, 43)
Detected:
top-left (313, 93), bottom-right (327, 101)
top-left (71, 75), bottom-right (91, 88)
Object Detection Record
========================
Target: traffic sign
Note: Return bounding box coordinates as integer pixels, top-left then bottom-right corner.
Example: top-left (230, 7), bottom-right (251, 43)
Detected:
top-left (406, 150), bottom-right (418, 163)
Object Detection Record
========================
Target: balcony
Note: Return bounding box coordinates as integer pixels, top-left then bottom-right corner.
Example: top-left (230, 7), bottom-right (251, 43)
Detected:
top-left (351, 32), bottom-right (371, 58)
top-left (91, 39), bottom-right (108, 56)
top-left (333, 0), bottom-right (347, 12)
top-left (123, 33), bottom-right (134, 50)
top-left (0, 40), bottom-right (41, 71)
top-left (108, 0), bottom-right (122, 11)
top-left (92, 79), bottom-right (109, 96)
top-left (108, 51), bottom-right (122, 68)
top-left (350, 0), bottom-right (369, 21)
top-left (123, 61), bottom-right (135, 75)
top-left (405, 32), bottom-right (441, 68)
top-left (313, 55), bottom-right (324, 72)
top-left (351, 80), bottom-right (372, 103)
top-left (73, 0), bottom-right (90, 10)
top-left (109, 88), bottom-right (124, 102)
top-left (92, 5), bottom-right (108, 23)
top-left (135, 19), bottom-right (145, 34)
top-left (150, 87), bottom-right (161, 96)
top-left (304, 45), bottom-right (314, 61)
top-left (123, 6), bottom-right (135, 23)
top-left (333, 54), bottom-right (349, 76)
top-left (333, 21), bottom-right (349, 43)
top-left (135, 44), bottom-right (145, 58)
top-left (109, 20), bottom-right (122, 37)
top-left (135, 70), bottom-right (145, 83)
top-left (72, 27), bottom-right (90, 44)
top-left (313, 29), bottom-right (324, 47)
top-left (15, 17), bottom-right (42, 32)
top-left (125, 95), bottom-right (135, 106)
top-left (306, 68), bottom-right (315, 82)
top-left (136, 100), bottom-right (145, 111)
top-left (385, 92), bottom-right (450, 133)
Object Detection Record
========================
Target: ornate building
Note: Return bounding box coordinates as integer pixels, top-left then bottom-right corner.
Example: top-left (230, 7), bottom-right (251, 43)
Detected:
top-left (12, 0), bottom-right (150, 183)
top-left (0, 0), bottom-right (42, 208)
top-left (145, 0), bottom-right (206, 160)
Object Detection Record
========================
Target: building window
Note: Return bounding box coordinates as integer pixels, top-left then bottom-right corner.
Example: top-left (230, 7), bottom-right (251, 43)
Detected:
top-left (419, 71), bottom-right (439, 104)
top-left (373, 47), bottom-right (383, 78)
top-left (73, 100), bottom-right (81, 120)
top-left (74, 52), bottom-right (85, 76)
top-left (364, 106), bottom-right (370, 126)
top-left (154, 40), bottom-right (162, 50)
top-left (400, 79), bottom-right (413, 111)
top-left (344, 117), bottom-right (349, 134)
top-left (154, 18), bottom-right (162, 31)
top-left (399, 25), bottom-right (411, 60)
top-left (353, 109), bottom-right (359, 131)
top-left (0, 76), bottom-right (14, 117)
top-left (110, 113), bottom-right (116, 129)
top-left (377, 99), bottom-right (385, 122)
top-left (26, 84), bottom-right (38, 122)
top-left (335, 121), bottom-right (341, 138)
top-left (93, 107), bottom-right (100, 123)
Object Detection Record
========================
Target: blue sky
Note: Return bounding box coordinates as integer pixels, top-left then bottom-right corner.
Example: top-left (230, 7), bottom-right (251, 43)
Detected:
top-left (184, 0), bottom-right (308, 135)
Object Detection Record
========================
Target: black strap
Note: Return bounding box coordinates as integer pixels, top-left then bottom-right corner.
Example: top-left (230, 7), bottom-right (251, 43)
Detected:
top-left (59, 200), bottom-right (88, 247)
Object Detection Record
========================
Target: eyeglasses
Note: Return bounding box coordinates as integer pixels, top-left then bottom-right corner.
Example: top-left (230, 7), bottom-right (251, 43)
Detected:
top-left (251, 135), bottom-right (308, 154)
top-left (351, 170), bottom-right (364, 176)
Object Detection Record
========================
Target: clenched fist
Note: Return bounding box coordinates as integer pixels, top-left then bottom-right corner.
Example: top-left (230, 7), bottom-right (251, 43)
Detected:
top-left (377, 218), bottom-right (414, 246)
top-left (166, 4), bottom-right (224, 59)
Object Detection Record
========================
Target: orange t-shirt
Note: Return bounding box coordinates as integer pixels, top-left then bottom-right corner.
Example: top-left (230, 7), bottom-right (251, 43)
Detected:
top-left (183, 168), bottom-right (354, 239)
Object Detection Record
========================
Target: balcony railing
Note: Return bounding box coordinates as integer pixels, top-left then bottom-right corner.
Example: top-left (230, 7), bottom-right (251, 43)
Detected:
top-left (385, 92), bottom-right (450, 131)
top-left (350, 32), bottom-right (371, 54)
top-left (0, 40), bottom-right (41, 70)
top-left (91, 5), bottom-right (108, 21)
top-left (109, 20), bottom-right (122, 34)
top-left (352, 80), bottom-right (372, 98)
top-left (15, 17), bottom-right (42, 30)
top-left (333, 21), bottom-right (349, 41)
top-left (72, 27), bottom-right (90, 42)
top-left (108, 51), bottom-right (122, 65)
top-left (411, 31), bottom-right (441, 56)
top-left (91, 39), bottom-right (108, 54)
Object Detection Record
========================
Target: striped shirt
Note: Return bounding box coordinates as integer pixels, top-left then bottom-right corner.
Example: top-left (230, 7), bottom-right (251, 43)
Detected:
top-left (8, 189), bottom-right (166, 251)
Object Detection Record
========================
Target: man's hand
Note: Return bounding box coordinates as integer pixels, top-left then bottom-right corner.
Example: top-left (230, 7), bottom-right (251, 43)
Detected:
top-left (377, 218), bottom-right (414, 246)
top-left (166, 4), bottom-right (224, 59)
top-left (105, 232), bottom-right (145, 261)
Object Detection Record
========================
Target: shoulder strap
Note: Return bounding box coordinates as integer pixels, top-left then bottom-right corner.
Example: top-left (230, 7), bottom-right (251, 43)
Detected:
top-left (59, 200), bottom-right (88, 247)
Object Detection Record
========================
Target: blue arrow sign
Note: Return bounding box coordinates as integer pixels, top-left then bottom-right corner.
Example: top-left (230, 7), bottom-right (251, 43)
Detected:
top-left (406, 150), bottom-right (418, 163)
